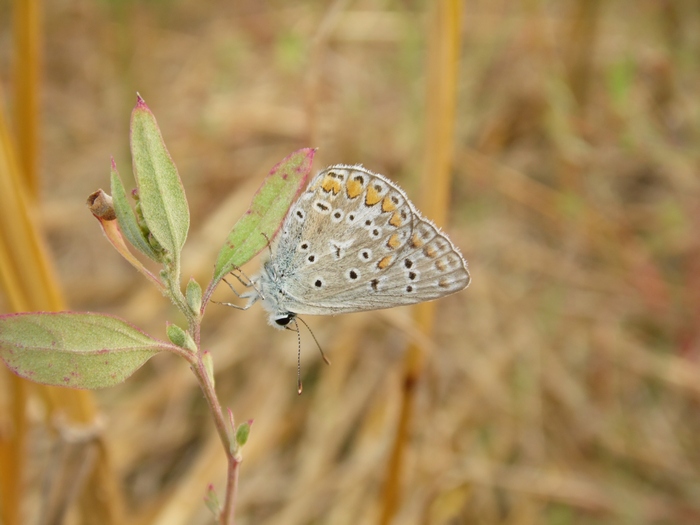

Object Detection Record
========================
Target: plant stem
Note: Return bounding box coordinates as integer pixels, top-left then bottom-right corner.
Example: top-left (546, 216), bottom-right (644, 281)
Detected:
top-left (220, 456), bottom-right (240, 525)
top-left (192, 350), bottom-right (240, 525)
top-left (171, 276), bottom-right (240, 523)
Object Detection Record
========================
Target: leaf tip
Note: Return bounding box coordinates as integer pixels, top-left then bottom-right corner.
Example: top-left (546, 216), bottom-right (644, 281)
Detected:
top-left (300, 147), bottom-right (317, 161)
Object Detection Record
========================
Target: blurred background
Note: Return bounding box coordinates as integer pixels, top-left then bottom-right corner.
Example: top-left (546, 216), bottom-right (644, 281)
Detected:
top-left (2, 0), bottom-right (700, 524)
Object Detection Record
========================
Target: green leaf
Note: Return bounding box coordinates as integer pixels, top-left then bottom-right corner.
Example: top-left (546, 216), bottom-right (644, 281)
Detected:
top-left (186, 278), bottom-right (203, 315)
top-left (204, 484), bottom-right (221, 518)
top-left (166, 323), bottom-right (196, 353)
top-left (0, 312), bottom-right (173, 389)
top-left (130, 94), bottom-right (190, 262)
top-left (210, 148), bottom-right (316, 287)
top-left (110, 158), bottom-right (161, 261)
top-left (235, 421), bottom-right (251, 447)
top-left (202, 351), bottom-right (214, 387)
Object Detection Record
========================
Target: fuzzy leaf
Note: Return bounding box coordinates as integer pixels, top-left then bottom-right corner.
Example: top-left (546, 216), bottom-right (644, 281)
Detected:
top-left (210, 148), bottom-right (316, 288)
top-left (0, 312), bottom-right (173, 389)
top-left (186, 278), bottom-right (203, 315)
top-left (87, 189), bottom-right (165, 292)
top-left (130, 95), bottom-right (190, 261)
top-left (110, 159), bottom-right (161, 261)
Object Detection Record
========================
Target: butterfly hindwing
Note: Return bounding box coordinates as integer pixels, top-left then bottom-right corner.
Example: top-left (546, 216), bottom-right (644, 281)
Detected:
top-left (269, 165), bottom-right (469, 315)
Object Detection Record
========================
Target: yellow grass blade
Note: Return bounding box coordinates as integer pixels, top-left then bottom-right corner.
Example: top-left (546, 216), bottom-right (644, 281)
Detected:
top-left (380, 2), bottom-right (463, 523)
top-left (0, 78), bottom-right (124, 523)
top-left (12, 0), bottom-right (41, 197)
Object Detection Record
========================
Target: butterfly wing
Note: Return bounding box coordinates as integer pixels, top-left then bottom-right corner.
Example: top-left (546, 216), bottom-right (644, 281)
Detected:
top-left (271, 165), bottom-right (470, 315)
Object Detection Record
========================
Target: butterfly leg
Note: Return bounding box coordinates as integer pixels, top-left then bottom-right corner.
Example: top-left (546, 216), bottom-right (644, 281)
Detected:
top-left (214, 274), bottom-right (261, 310)
top-left (227, 267), bottom-right (256, 288)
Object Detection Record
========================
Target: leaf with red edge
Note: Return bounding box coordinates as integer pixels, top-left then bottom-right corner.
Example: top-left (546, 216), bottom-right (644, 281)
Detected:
top-left (0, 312), bottom-right (176, 389)
top-left (130, 94), bottom-right (190, 263)
top-left (208, 148), bottom-right (316, 292)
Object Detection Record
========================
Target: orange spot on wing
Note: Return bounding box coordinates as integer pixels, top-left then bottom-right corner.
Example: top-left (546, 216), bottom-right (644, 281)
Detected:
top-left (424, 245), bottom-right (438, 258)
top-left (365, 185), bottom-right (382, 206)
top-left (435, 259), bottom-right (447, 271)
top-left (389, 212), bottom-right (403, 227)
top-left (377, 256), bottom-right (393, 269)
top-left (410, 233), bottom-right (424, 248)
top-left (346, 178), bottom-right (363, 199)
top-left (321, 175), bottom-right (341, 194)
top-left (386, 233), bottom-right (401, 250)
top-left (381, 196), bottom-right (397, 212)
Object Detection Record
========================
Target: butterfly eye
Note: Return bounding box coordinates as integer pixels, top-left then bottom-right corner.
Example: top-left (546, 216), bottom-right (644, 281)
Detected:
top-left (274, 314), bottom-right (294, 326)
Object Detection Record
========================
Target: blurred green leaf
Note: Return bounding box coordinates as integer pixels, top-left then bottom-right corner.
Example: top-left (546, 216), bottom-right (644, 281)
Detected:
top-left (0, 312), bottom-right (172, 389)
top-left (556, 190), bottom-right (586, 221)
top-left (235, 421), bottom-right (251, 447)
top-left (209, 148), bottom-right (316, 289)
top-left (275, 30), bottom-right (305, 72)
top-left (204, 483), bottom-right (221, 518)
top-left (130, 95), bottom-right (190, 263)
top-left (607, 58), bottom-right (635, 110)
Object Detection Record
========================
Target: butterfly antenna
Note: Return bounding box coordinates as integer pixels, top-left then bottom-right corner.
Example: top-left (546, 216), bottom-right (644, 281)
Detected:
top-left (296, 316), bottom-right (331, 366)
top-left (291, 318), bottom-right (303, 394)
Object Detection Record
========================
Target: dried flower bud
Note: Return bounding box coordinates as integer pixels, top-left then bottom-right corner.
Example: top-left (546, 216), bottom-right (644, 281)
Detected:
top-left (86, 190), bottom-right (116, 221)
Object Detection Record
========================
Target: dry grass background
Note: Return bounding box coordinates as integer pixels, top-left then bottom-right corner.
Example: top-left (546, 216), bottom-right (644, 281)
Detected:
top-left (2, 0), bottom-right (700, 524)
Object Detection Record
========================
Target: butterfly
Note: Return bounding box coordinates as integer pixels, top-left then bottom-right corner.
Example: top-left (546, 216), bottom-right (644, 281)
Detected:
top-left (232, 165), bottom-right (470, 328)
